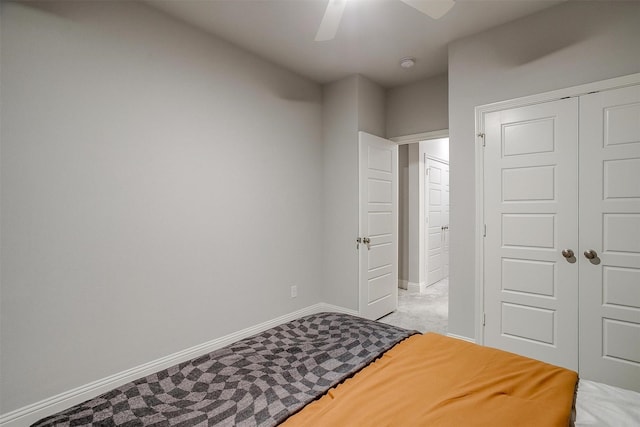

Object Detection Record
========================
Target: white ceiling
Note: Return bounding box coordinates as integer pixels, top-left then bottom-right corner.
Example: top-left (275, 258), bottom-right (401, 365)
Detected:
top-left (146, 0), bottom-right (564, 88)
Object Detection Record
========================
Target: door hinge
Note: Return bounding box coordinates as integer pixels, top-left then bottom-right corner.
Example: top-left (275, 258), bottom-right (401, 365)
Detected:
top-left (482, 313), bottom-right (486, 326)
top-left (483, 224), bottom-right (487, 237)
top-left (477, 133), bottom-right (485, 147)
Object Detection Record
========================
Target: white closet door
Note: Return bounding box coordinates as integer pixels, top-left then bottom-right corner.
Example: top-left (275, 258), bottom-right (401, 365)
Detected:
top-left (358, 132), bottom-right (398, 320)
top-left (579, 85), bottom-right (640, 391)
top-left (426, 158), bottom-right (449, 286)
top-left (483, 98), bottom-right (579, 370)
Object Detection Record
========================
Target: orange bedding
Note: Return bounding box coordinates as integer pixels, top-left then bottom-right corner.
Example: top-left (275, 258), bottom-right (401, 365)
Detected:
top-left (282, 333), bottom-right (578, 426)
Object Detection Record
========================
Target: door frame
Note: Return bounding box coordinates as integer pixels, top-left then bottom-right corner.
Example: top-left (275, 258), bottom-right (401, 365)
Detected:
top-left (391, 130), bottom-right (449, 292)
top-left (474, 73), bottom-right (640, 345)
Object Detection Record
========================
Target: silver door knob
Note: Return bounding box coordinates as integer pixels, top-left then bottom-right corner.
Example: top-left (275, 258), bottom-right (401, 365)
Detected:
top-left (584, 249), bottom-right (597, 260)
top-left (561, 249), bottom-right (574, 259)
top-left (363, 237), bottom-right (371, 250)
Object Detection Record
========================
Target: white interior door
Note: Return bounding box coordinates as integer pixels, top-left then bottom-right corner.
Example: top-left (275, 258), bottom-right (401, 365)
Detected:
top-left (483, 98), bottom-right (579, 370)
top-left (359, 132), bottom-right (398, 320)
top-left (426, 158), bottom-right (449, 286)
top-left (443, 163), bottom-right (450, 279)
top-left (579, 85), bottom-right (640, 391)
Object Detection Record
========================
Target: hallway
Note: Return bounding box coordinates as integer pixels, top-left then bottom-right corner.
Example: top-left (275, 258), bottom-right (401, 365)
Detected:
top-left (379, 278), bottom-right (448, 334)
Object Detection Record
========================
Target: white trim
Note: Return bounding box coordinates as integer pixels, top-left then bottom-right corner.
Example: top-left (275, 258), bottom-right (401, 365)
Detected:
top-left (446, 333), bottom-right (476, 344)
top-left (474, 104), bottom-right (486, 346)
top-left (391, 129), bottom-right (448, 145)
top-left (424, 153), bottom-right (449, 165)
top-left (406, 281), bottom-right (427, 293)
top-left (318, 303), bottom-right (360, 317)
top-left (398, 279), bottom-right (409, 290)
top-left (473, 72), bottom-right (640, 347)
top-left (0, 303), bottom-right (359, 427)
top-left (476, 73), bottom-right (640, 114)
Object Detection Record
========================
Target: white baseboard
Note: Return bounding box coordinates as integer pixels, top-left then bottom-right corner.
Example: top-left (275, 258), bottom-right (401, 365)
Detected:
top-left (0, 303), bottom-right (359, 427)
top-left (406, 281), bottom-right (426, 293)
top-left (446, 333), bottom-right (476, 344)
top-left (398, 279), bottom-right (408, 290)
top-left (318, 303), bottom-right (360, 317)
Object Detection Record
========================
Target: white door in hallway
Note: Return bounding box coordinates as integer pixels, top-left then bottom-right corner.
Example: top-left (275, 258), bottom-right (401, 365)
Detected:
top-left (426, 158), bottom-right (449, 286)
top-left (579, 85), bottom-right (640, 391)
top-left (358, 132), bottom-right (398, 320)
top-left (483, 98), bottom-right (579, 370)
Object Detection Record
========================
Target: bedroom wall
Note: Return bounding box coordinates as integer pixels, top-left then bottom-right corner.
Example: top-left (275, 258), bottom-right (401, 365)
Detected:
top-left (322, 74), bottom-right (386, 310)
top-left (322, 76), bottom-right (359, 310)
top-left (385, 73), bottom-right (448, 138)
top-left (357, 76), bottom-right (387, 138)
top-left (448, 0), bottom-right (640, 339)
top-left (0, 0), bottom-right (324, 413)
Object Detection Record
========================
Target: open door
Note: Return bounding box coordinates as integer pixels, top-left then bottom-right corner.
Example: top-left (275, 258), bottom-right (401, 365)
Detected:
top-left (426, 157), bottom-right (450, 286)
top-left (358, 132), bottom-right (398, 320)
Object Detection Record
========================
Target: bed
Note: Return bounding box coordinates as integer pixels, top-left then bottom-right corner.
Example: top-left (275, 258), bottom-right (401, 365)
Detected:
top-left (31, 312), bottom-right (635, 426)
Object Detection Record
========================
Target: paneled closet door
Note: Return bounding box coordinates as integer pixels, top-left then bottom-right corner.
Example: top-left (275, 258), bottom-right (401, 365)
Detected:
top-left (483, 98), bottom-right (579, 370)
top-left (579, 85), bottom-right (640, 392)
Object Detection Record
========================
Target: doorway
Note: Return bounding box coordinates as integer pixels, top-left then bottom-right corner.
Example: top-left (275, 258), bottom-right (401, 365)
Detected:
top-left (379, 131), bottom-right (450, 333)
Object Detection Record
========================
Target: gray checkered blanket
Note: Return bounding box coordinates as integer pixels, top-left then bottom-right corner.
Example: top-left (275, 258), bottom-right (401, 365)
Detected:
top-left (33, 312), bottom-right (416, 426)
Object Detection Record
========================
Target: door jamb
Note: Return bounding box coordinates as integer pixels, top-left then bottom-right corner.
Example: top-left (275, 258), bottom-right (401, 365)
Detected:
top-left (474, 73), bottom-right (640, 346)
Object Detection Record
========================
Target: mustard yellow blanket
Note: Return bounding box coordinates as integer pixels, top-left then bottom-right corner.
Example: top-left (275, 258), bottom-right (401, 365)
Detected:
top-left (283, 333), bottom-right (578, 426)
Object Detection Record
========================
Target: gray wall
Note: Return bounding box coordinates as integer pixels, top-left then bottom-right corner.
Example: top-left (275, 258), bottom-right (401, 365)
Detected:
top-left (322, 76), bottom-right (359, 309)
top-left (322, 75), bottom-right (386, 309)
top-left (398, 145), bottom-right (409, 284)
top-left (448, 0), bottom-right (640, 339)
top-left (0, 1), bottom-right (324, 412)
top-left (358, 76), bottom-right (387, 138)
top-left (386, 73), bottom-right (448, 138)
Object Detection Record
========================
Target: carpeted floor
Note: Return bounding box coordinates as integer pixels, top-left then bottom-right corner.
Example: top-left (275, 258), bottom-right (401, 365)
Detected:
top-left (378, 278), bottom-right (448, 334)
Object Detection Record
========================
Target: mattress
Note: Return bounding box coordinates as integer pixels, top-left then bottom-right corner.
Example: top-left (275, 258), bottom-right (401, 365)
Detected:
top-left (32, 312), bottom-right (616, 427)
top-left (283, 333), bottom-right (578, 426)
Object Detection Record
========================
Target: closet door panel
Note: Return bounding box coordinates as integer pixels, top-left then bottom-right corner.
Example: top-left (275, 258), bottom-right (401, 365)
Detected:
top-left (579, 84), bottom-right (640, 392)
top-left (483, 98), bottom-right (579, 370)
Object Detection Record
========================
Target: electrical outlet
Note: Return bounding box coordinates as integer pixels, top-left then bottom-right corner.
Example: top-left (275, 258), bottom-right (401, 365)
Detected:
top-left (290, 285), bottom-right (297, 298)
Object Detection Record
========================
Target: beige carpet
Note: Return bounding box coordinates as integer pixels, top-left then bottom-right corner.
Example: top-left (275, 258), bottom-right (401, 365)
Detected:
top-left (378, 278), bottom-right (448, 334)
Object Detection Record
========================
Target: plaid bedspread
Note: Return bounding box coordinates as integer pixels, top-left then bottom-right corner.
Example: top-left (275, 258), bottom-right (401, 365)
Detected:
top-left (32, 312), bottom-right (416, 426)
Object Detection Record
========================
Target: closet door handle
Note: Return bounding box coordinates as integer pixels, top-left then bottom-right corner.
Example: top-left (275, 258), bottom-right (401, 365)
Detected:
top-left (584, 249), bottom-right (597, 260)
top-left (561, 249), bottom-right (574, 259)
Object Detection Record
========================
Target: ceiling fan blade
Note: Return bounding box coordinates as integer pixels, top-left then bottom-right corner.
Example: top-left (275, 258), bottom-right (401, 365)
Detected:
top-left (400, 0), bottom-right (455, 19)
top-left (315, 0), bottom-right (347, 42)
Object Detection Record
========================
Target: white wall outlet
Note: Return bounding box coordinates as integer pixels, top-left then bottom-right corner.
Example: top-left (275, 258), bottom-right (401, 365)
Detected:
top-left (290, 285), bottom-right (297, 298)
